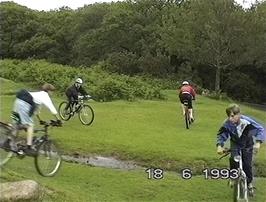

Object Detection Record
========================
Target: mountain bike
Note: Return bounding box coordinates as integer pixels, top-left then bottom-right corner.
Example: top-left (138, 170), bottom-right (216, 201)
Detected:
top-left (58, 95), bottom-right (94, 126)
top-left (220, 148), bottom-right (252, 202)
top-left (0, 119), bottom-right (62, 177)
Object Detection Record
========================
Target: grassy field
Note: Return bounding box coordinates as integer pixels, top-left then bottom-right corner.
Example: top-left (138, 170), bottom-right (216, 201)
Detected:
top-left (0, 78), bottom-right (266, 201)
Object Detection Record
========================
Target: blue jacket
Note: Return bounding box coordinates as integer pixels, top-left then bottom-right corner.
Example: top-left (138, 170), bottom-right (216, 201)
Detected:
top-left (217, 115), bottom-right (265, 148)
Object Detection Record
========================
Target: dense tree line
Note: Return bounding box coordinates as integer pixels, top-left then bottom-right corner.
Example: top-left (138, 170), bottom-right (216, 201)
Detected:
top-left (0, 0), bottom-right (265, 103)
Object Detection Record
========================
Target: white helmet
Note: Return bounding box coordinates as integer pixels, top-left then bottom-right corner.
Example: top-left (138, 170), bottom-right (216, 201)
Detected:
top-left (75, 78), bottom-right (83, 84)
top-left (182, 81), bottom-right (189, 85)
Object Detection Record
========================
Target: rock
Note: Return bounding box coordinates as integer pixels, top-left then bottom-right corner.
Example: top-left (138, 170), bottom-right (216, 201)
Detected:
top-left (0, 180), bottom-right (40, 201)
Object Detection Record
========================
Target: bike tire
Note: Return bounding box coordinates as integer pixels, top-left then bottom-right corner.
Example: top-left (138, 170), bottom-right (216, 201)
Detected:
top-left (233, 178), bottom-right (248, 202)
top-left (58, 101), bottom-right (72, 121)
top-left (184, 110), bottom-right (190, 129)
top-left (0, 123), bottom-right (14, 166)
top-left (34, 140), bottom-right (62, 177)
top-left (233, 179), bottom-right (239, 202)
top-left (78, 104), bottom-right (94, 126)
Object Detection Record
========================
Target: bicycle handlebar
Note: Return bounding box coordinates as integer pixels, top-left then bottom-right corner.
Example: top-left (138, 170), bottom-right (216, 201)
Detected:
top-left (78, 95), bottom-right (93, 100)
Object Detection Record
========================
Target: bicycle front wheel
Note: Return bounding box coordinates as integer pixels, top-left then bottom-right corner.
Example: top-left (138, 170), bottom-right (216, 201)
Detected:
top-left (0, 123), bottom-right (13, 166)
top-left (233, 178), bottom-right (248, 202)
top-left (78, 104), bottom-right (94, 126)
top-left (34, 140), bottom-right (62, 177)
top-left (58, 101), bottom-right (72, 121)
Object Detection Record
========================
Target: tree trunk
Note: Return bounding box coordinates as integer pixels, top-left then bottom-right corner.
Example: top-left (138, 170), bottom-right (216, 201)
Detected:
top-left (215, 65), bottom-right (221, 92)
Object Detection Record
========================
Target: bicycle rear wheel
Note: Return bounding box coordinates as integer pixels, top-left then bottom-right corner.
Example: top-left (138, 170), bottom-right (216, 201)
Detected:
top-left (78, 104), bottom-right (94, 126)
top-left (0, 122), bottom-right (13, 166)
top-left (34, 140), bottom-right (62, 177)
top-left (58, 101), bottom-right (72, 121)
top-left (184, 109), bottom-right (190, 129)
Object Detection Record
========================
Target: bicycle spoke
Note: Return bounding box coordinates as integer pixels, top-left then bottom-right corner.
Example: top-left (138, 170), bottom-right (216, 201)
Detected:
top-left (78, 105), bottom-right (94, 125)
top-left (0, 123), bottom-right (13, 166)
top-left (58, 102), bottom-right (72, 121)
top-left (35, 141), bottom-right (61, 177)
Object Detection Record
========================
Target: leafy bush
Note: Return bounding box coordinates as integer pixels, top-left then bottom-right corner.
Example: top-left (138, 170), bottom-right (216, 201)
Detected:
top-left (0, 59), bottom-right (164, 101)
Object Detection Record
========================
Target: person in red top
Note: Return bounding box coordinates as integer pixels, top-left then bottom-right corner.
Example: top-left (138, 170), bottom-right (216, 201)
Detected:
top-left (178, 81), bottom-right (196, 121)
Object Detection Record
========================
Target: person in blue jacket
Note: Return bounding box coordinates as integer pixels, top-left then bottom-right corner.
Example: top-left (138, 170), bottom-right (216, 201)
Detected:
top-left (216, 104), bottom-right (265, 195)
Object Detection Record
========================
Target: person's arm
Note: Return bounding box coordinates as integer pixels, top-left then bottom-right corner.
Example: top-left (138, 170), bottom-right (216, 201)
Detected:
top-left (42, 93), bottom-right (59, 119)
top-left (190, 86), bottom-right (196, 100)
top-left (216, 124), bottom-right (230, 154)
top-left (79, 86), bottom-right (88, 96)
top-left (242, 115), bottom-right (265, 143)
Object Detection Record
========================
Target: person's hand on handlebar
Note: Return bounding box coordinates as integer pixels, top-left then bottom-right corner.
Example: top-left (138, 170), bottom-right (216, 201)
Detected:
top-left (217, 145), bottom-right (224, 155)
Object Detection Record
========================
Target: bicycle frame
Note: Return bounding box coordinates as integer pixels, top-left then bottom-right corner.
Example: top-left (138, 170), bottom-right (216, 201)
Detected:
top-left (0, 121), bottom-right (62, 176)
top-left (220, 149), bottom-right (249, 202)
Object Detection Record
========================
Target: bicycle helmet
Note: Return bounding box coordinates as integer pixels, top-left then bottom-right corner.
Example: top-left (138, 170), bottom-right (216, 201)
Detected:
top-left (182, 81), bottom-right (189, 85)
top-left (75, 78), bottom-right (83, 84)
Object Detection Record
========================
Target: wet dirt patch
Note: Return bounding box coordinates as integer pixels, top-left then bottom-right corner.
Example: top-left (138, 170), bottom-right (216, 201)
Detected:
top-left (62, 154), bottom-right (142, 170)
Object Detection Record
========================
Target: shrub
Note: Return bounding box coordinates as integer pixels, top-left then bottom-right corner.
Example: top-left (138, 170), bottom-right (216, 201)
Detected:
top-left (0, 59), bottom-right (164, 101)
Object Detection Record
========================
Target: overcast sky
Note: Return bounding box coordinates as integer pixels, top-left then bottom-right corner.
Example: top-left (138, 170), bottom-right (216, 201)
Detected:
top-left (0, 0), bottom-right (262, 11)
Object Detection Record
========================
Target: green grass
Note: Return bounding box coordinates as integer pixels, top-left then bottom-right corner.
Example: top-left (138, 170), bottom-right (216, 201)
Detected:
top-left (1, 158), bottom-right (266, 202)
top-left (0, 79), bottom-right (266, 201)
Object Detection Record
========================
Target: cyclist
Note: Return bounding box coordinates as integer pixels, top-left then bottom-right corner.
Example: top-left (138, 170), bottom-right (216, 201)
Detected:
top-left (65, 78), bottom-right (89, 112)
top-left (178, 81), bottom-right (196, 122)
top-left (216, 104), bottom-right (265, 195)
top-left (13, 83), bottom-right (61, 155)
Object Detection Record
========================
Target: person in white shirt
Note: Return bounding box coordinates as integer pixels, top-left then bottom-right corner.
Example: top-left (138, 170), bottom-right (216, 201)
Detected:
top-left (13, 83), bottom-right (61, 155)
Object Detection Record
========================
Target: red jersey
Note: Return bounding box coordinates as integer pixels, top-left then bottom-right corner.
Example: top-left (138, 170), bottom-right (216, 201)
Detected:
top-left (179, 85), bottom-right (196, 98)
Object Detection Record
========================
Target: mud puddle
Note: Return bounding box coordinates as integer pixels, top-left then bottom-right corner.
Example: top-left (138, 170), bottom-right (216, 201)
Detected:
top-left (62, 154), bottom-right (142, 170)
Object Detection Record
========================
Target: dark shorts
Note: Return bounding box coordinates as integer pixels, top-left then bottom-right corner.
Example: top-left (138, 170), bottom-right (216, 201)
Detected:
top-left (179, 93), bottom-right (193, 109)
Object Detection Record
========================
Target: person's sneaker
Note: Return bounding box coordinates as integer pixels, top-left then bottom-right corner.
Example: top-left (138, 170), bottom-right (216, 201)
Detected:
top-left (248, 183), bottom-right (255, 197)
top-left (23, 147), bottom-right (37, 157)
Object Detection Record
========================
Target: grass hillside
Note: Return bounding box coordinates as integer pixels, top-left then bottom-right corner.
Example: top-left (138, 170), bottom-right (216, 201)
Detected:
top-left (0, 78), bottom-right (265, 202)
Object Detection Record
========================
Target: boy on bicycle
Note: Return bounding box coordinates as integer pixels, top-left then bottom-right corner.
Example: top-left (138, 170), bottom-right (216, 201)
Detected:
top-left (178, 81), bottom-right (196, 122)
top-left (65, 78), bottom-right (89, 112)
top-left (216, 104), bottom-right (265, 194)
top-left (13, 83), bottom-right (61, 155)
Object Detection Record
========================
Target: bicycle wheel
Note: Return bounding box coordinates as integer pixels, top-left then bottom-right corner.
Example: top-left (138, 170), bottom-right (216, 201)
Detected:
top-left (233, 178), bottom-right (248, 202)
top-left (34, 140), bottom-right (62, 177)
top-left (184, 109), bottom-right (190, 129)
top-left (0, 123), bottom-right (13, 166)
top-left (58, 101), bottom-right (72, 121)
top-left (78, 104), bottom-right (94, 126)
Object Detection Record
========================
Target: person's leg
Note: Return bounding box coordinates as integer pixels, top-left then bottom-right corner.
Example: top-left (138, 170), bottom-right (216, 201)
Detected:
top-left (187, 96), bottom-right (194, 120)
top-left (26, 125), bottom-right (34, 147)
top-left (14, 99), bottom-right (34, 149)
top-left (181, 104), bottom-right (185, 116)
top-left (242, 149), bottom-right (253, 185)
top-left (179, 94), bottom-right (185, 116)
top-left (65, 96), bottom-right (72, 110)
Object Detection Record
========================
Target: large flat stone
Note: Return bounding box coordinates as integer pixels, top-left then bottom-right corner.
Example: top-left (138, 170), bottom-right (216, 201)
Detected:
top-left (0, 180), bottom-right (40, 201)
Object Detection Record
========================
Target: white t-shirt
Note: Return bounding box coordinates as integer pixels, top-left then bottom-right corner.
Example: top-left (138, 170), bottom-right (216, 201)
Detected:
top-left (30, 91), bottom-right (58, 115)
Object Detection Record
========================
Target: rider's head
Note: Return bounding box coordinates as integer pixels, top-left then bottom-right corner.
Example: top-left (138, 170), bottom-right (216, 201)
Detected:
top-left (41, 83), bottom-right (55, 93)
top-left (75, 78), bottom-right (83, 88)
top-left (226, 104), bottom-right (241, 124)
top-left (182, 81), bottom-right (189, 86)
